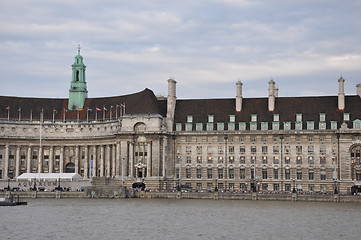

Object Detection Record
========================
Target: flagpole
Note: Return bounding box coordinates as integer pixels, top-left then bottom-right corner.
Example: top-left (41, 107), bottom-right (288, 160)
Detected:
top-left (52, 109), bottom-right (55, 122)
top-left (18, 108), bottom-right (21, 121)
top-left (30, 109), bottom-right (33, 122)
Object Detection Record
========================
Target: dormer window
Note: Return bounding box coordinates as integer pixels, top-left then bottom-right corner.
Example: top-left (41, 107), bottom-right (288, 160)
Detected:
top-left (296, 114), bottom-right (302, 122)
top-left (344, 113), bottom-right (350, 121)
top-left (251, 114), bottom-right (257, 122)
top-left (320, 113), bottom-right (326, 122)
top-left (187, 115), bottom-right (193, 123)
top-left (208, 115), bottom-right (214, 123)
top-left (229, 115), bottom-right (235, 123)
top-left (273, 114), bottom-right (279, 122)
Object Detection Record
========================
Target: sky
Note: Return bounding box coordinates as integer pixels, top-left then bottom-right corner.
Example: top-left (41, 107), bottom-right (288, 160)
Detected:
top-left (0, 0), bottom-right (361, 99)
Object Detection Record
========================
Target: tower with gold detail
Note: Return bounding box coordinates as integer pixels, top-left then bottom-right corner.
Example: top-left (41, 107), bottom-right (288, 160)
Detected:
top-left (68, 45), bottom-right (88, 110)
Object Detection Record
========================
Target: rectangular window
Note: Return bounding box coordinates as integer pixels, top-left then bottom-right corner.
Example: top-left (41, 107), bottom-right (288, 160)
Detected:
top-left (206, 123), bottom-right (214, 131)
top-left (239, 122), bottom-right (246, 131)
top-left (196, 168), bottom-right (202, 178)
top-left (217, 156), bottom-right (223, 164)
top-left (262, 146), bottom-right (268, 154)
top-left (239, 146), bottom-right (245, 154)
top-left (296, 113), bottom-right (302, 122)
top-left (185, 168), bottom-right (191, 178)
top-left (295, 122), bottom-right (302, 130)
top-left (229, 115), bottom-right (235, 123)
top-left (228, 146), bottom-right (234, 154)
top-left (319, 122), bottom-right (326, 130)
top-left (285, 184), bottom-right (291, 191)
top-left (187, 115), bottom-right (193, 123)
top-left (308, 146), bottom-right (314, 154)
top-left (330, 121), bottom-right (337, 130)
top-left (207, 168), bottom-right (212, 179)
top-left (186, 146), bottom-right (192, 154)
top-left (273, 156), bottom-right (279, 164)
top-left (240, 169), bottom-right (245, 179)
top-left (195, 123), bottom-right (203, 131)
top-left (307, 121), bottom-right (314, 130)
top-left (320, 170), bottom-right (326, 180)
top-left (196, 146), bottom-right (202, 155)
top-left (320, 157), bottom-right (326, 165)
top-left (296, 156), bottom-right (302, 164)
top-left (296, 145), bottom-right (302, 154)
top-left (240, 156), bottom-right (245, 164)
top-left (308, 170), bottom-right (314, 180)
top-left (284, 122), bottom-right (291, 130)
top-left (319, 113), bottom-right (326, 122)
top-left (285, 169), bottom-right (291, 179)
top-left (196, 156), bottom-right (202, 164)
top-left (229, 156), bottom-right (234, 164)
top-left (208, 115), bottom-right (214, 123)
top-left (273, 114), bottom-right (279, 122)
top-left (185, 123), bottom-right (193, 131)
top-left (343, 113), bottom-right (350, 121)
top-left (250, 122), bottom-right (257, 130)
top-left (273, 146), bottom-right (279, 154)
top-left (251, 146), bottom-right (257, 154)
top-left (320, 146), bottom-right (326, 154)
top-left (218, 169), bottom-right (224, 179)
top-left (272, 122), bottom-right (280, 130)
top-left (186, 156), bottom-right (192, 164)
top-left (297, 170), bottom-right (303, 180)
top-left (308, 184), bottom-right (314, 192)
top-left (308, 156), bottom-right (314, 164)
top-left (274, 169), bottom-right (279, 179)
top-left (274, 184), bottom-right (280, 191)
top-left (176, 123), bottom-right (182, 131)
top-left (228, 122), bottom-right (235, 131)
top-left (285, 156), bottom-right (291, 164)
top-left (261, 122), bottom-right (268, 130)
top-left (262, 156), bottom-right (267, 164)
top-left (229, 168), bottom-right (234, 179)
top-left (262, 169), bottom-right (268, 179)
top-left (217, 122), bottom-right (224, 131)
top-left (251, 114), bottom-right (257, 122)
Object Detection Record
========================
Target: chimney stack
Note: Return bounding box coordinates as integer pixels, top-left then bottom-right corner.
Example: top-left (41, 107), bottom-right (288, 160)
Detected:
top-left (236, 81), bottom-right (243, 112)
top-left (268, 80), bottom-right (276, 111)
top-left (338, 77), bottom-right (345, 110)
top-left (357, 83), bottom-right (361, 98)
top-left (166, 78), bottom-right (177, 132)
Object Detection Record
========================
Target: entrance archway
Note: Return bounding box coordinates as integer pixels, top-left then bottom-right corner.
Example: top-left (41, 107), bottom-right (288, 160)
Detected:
top-left (65, 162), bottom-right (75, 173)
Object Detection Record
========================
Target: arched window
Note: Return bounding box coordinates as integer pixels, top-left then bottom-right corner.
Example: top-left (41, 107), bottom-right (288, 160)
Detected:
top-left (65, 162), bottom-right (75, 173)
top-left (134, 122), bottom-right (146, 132)
top-left (351, 145), bottom-right (361, 164)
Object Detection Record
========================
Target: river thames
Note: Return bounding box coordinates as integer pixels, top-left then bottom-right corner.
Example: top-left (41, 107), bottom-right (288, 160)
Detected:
top-left (1, 198), bottom-right (361, 240)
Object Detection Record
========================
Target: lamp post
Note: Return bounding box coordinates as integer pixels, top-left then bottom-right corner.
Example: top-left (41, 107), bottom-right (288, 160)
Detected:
top-left (224, 135), bottom-right (228, 191)
top-left (334, 180), bottom-right (338, 194)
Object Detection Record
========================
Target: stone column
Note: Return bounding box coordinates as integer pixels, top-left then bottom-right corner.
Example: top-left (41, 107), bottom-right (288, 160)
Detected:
top-left (4, 145), bottom-right (9, 178)
top-left (92, 145), bottom-right (97, 177)
top-left (15, 146), bottom-right (20, 177)
top-left (112, 144), bottom-right (116, 177)
top-left (147, 142), bottom-right (152, 177)
top-left (49, 146), bottom-right (54, 173)
top-left (100, 145), bottom-right (105, 177)
top-left (60, 147), bottom-right (64, 173)
top-left (75, 146), bottom-right (79, 174)
top-left (106, 145), bottom-right (111, 177)
top-left (83, 146), bottom-right (88, 179)
top-left (115, 142), bottom-right (121, 177)
top-left (129, 142), bottom-right (134, 177)
top-left (26, 146), bottom-right (32, 173)
top-left (38, 146), bottom-right (43, 173)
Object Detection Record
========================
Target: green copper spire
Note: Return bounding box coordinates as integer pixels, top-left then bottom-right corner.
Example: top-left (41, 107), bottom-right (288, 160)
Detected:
top-left (68, 45), bottom-right (88, 110)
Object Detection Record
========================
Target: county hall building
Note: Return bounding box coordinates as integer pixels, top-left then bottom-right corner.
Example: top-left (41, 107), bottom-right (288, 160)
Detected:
top-left (1, 49), bottom-right (361, 194)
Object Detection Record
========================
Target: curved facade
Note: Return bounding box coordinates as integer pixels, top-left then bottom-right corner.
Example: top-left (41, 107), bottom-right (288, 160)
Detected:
top-left (1, 52), bottom-right (361, 194)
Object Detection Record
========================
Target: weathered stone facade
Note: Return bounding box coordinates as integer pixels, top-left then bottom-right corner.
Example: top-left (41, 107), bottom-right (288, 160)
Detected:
top-left (1, 52), bottom-right (361, 194)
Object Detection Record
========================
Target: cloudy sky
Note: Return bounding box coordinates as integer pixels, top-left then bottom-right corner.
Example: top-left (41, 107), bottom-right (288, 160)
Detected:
top-left (0, 0), bottom-right (360, 99)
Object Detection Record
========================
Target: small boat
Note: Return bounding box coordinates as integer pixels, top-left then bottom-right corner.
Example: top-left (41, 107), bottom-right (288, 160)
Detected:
top-left (0, 195), bottom-right (27, 206)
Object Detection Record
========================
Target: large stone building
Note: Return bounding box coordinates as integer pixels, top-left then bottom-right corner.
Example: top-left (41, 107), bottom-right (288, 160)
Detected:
top-left (1, 50), bottom-right (361, 194)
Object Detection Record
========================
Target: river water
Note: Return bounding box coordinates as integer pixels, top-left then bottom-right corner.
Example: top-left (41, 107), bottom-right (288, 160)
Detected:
top-left (1, 198), bottom-right (360, 240)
